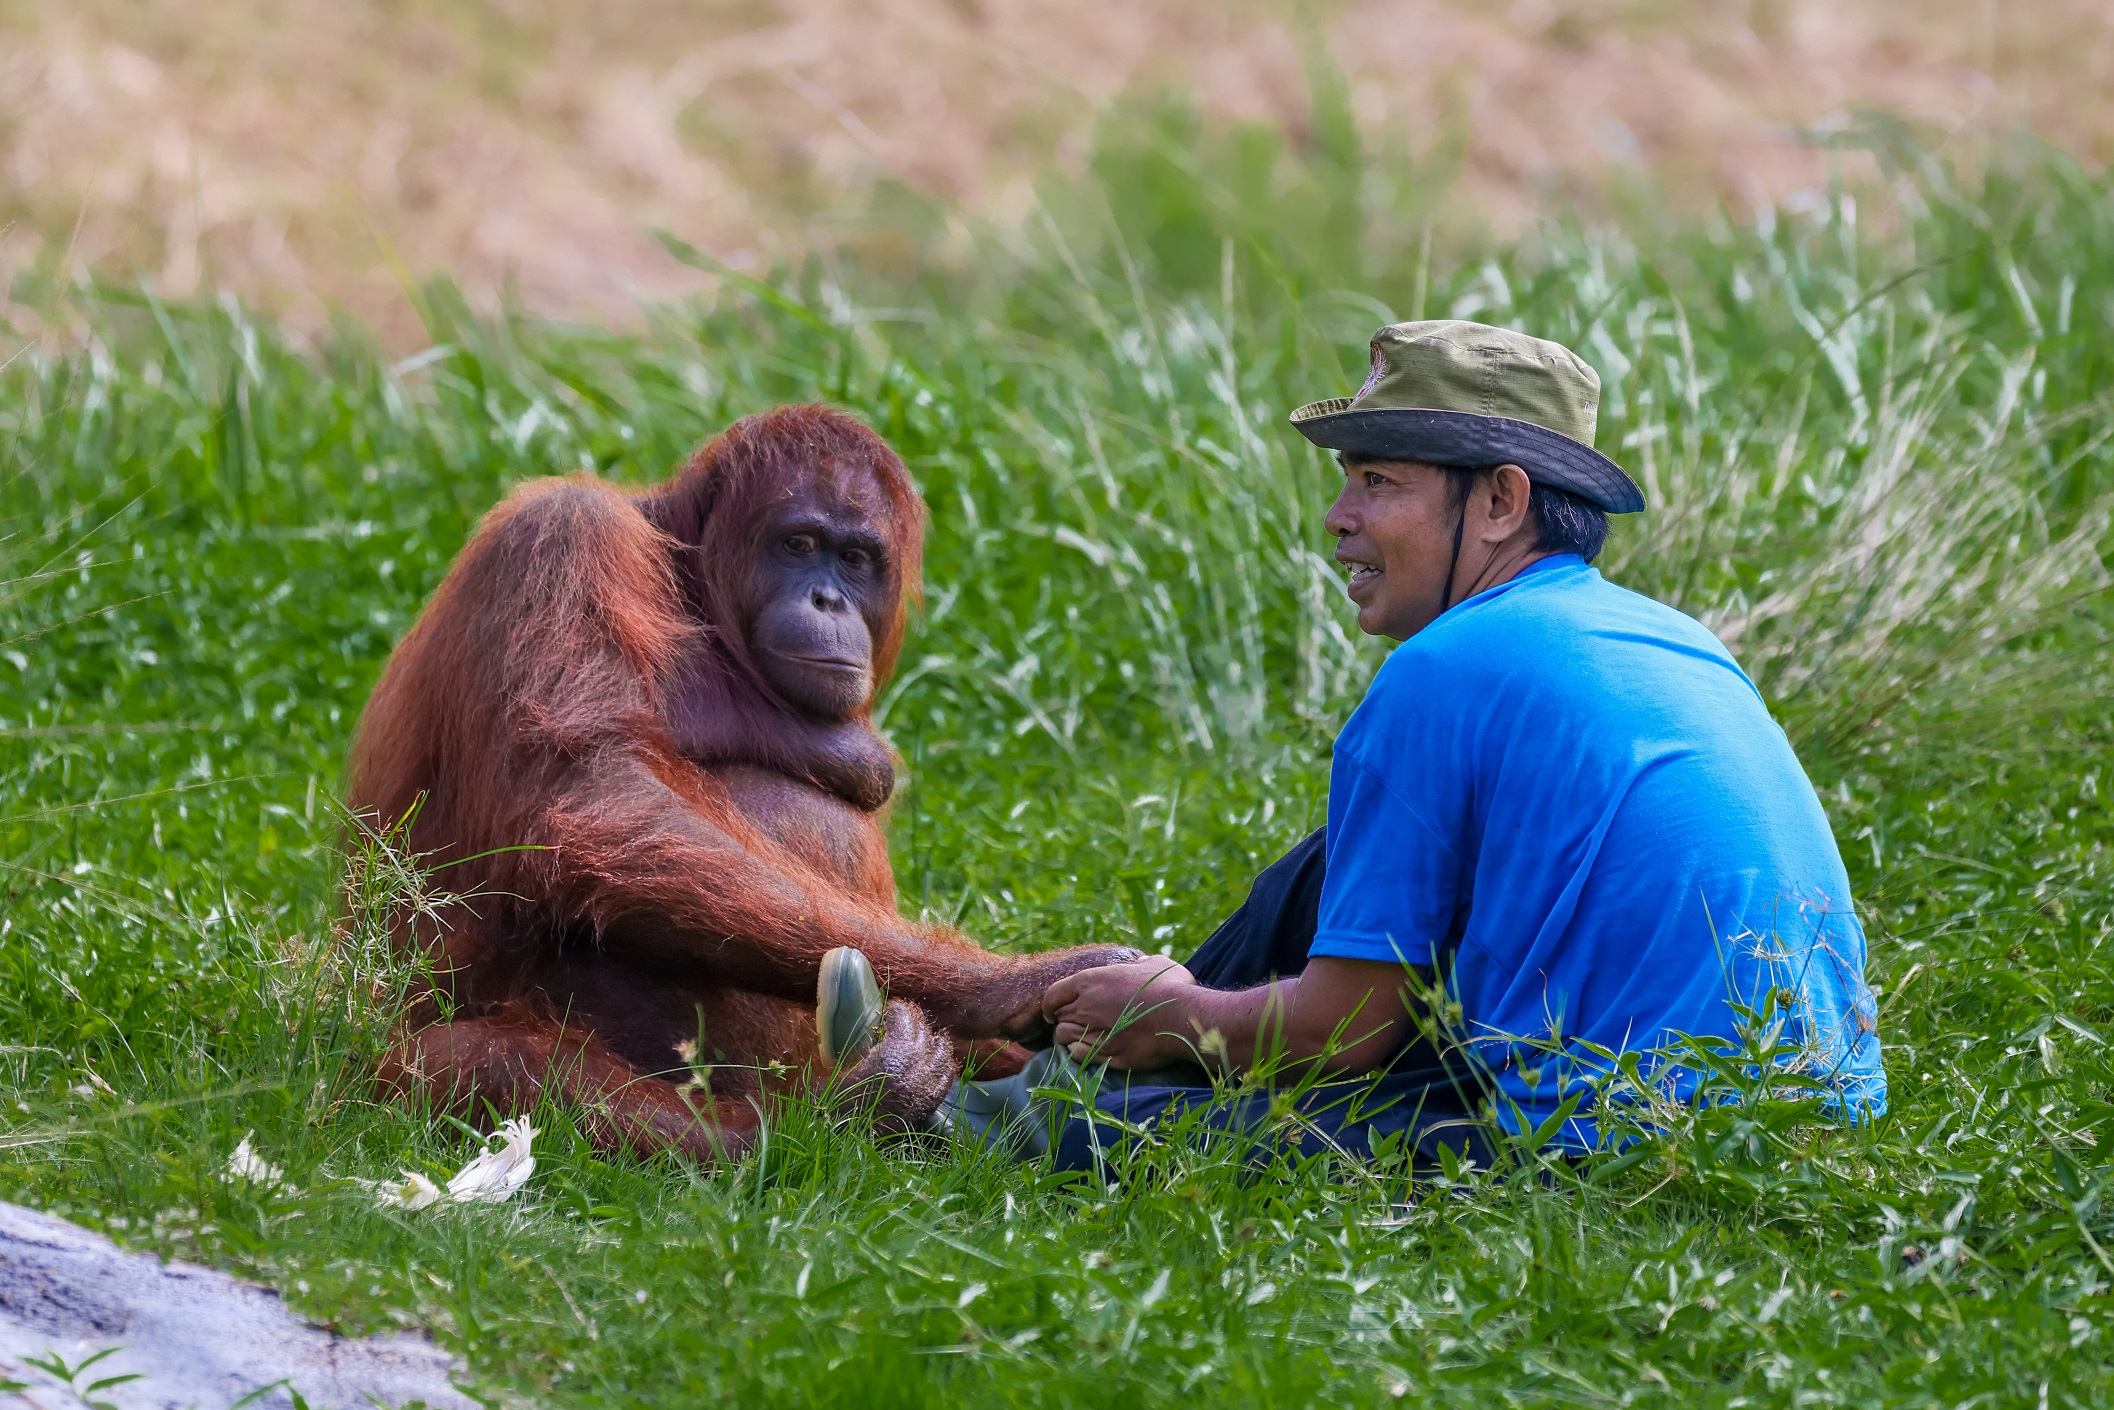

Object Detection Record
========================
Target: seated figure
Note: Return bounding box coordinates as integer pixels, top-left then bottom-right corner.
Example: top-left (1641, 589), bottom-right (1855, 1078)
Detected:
top-left (350, 404), bottom-right (1137, 1161)
top-left (1024, 321), bottom-right (1887, 1169)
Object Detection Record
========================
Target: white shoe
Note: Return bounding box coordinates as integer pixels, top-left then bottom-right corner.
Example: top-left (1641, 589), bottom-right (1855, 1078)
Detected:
top-left (942, 1047), bottom-right (1082, 1158)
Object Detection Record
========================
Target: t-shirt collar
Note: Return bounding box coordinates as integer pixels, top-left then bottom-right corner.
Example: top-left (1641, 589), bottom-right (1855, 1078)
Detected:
top-left (1441, 552), bottom-right (1588, 619)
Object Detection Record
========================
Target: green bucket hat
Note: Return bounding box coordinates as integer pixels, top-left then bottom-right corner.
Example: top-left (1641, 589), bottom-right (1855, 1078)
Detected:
top-left (1289, 320), bottom-right (1645, 513)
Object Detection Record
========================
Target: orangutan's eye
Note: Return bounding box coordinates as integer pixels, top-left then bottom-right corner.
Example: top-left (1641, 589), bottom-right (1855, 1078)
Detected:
top-left (841, 547), bottom-right (873, 569)
top-left (783, 534), bottom-right (818, 556)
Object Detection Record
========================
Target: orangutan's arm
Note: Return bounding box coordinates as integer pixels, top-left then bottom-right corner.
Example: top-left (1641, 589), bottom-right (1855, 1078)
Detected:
top-left (535, 751), bottom-right (1137, 1041)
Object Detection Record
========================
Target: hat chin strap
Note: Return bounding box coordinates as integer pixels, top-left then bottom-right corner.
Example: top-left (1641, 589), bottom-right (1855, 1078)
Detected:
top-left (1438, 501), bottom-right (1467, 612)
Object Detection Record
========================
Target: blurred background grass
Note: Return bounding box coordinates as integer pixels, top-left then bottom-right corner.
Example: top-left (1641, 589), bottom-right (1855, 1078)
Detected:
top-left (3, 5), bottom-right (2114, 1405)
top-left (4, 0), bottom-right (2113, 340)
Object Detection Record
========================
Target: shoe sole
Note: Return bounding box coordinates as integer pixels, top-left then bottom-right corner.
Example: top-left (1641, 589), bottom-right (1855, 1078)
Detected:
top-left (816, 945), bottom-right (885, 1066)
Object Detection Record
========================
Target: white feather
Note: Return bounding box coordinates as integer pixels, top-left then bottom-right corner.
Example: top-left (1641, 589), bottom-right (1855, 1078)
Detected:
top-left (225, 1132), bottom-right (285, 1187)
top-left (371, 1170), bottom-right (444, 1210)
top-left (443, 1117), bottom-right (538, 1204)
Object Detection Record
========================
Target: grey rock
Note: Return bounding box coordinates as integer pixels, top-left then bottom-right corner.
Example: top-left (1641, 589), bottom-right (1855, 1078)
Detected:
top-left (0, 1201), bottom-right (478, 1409)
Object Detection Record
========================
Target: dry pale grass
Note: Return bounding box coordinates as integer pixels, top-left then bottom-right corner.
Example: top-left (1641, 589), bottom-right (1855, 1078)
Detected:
top-left (2, 0), bottom-right (2110, 341)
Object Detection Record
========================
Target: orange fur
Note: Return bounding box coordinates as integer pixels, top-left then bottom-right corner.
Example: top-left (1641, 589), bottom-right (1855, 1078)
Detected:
top-left (350, 405), bottom-right (1128, 1161)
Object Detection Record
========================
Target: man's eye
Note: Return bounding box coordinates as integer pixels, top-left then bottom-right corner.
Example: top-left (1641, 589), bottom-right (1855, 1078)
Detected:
top-left (784, 534), bottom-right (818, 555)
top-left (1365, 472), bottom-right (1386, 488)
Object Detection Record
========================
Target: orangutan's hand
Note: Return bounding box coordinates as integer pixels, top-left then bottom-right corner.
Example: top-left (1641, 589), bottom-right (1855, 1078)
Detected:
top-left (926, 944), bottom-right (1146, 1045)
top-left (1043, 960), bottom-right (1198, 1069)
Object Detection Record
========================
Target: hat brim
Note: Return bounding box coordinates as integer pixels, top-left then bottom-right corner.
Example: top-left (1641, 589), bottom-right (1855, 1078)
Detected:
top-left (1288, 402), bottom-right (1646, 514)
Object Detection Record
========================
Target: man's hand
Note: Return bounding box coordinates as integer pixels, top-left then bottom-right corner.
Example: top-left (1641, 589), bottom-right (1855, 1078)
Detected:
top-left (1043, 960), bottom-right (1200, 1069)
top-left (1046, 957), bottom-right (1428, 1079)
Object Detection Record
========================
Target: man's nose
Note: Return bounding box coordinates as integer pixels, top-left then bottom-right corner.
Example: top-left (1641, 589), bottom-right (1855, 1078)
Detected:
top-left (1323, 487), bottom-right (1358, 539)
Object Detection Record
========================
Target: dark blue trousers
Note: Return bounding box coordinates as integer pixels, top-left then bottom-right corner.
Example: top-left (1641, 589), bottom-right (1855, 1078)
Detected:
top-left (1050, 829), bottom-right (1496, 1173)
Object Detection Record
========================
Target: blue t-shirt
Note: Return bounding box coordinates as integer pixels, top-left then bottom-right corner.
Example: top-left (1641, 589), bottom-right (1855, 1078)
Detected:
top-left (1310, 554), bottom-right (1886, 1147)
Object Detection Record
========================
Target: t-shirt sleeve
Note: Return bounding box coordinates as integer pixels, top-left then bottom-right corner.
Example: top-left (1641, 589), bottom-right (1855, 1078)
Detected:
top-left (1308, 750), bottom-right (1465, 968)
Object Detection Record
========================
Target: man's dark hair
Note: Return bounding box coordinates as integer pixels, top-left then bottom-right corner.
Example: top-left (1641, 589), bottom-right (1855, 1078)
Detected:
top-left (1443, 466), bottom-right (1609, 564)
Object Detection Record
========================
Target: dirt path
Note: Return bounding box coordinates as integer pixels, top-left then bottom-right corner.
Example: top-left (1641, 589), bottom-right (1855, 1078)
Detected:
top-left (3, 0), bottom-right (2108, 338)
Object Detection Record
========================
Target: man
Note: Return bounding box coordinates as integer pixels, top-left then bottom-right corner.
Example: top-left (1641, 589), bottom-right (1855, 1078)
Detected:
top-left (1024, 319), bottom-right (1886, 1169)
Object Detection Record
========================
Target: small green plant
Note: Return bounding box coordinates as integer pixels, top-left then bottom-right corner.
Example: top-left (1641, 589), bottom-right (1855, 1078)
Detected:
top-left (18, 1347), bottom-right (142, 1410)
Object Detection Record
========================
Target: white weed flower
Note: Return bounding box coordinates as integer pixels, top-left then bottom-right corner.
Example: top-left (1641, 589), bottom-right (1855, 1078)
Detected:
top-left (443, 1117), bottom-right (538, 1205)
top-left (371, 1170), bottom-right (444, 1210)
top-left (226, 1132), bottom-right (285, 1187)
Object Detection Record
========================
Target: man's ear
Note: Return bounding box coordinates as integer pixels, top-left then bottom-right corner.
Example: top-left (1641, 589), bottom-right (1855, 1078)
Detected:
top-left (1485, 463), bottom-right (1535, 538)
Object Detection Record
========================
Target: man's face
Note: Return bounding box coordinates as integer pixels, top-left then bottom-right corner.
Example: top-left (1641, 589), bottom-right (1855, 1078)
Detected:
top-left (1323, 455), bottom-right (1463, 640)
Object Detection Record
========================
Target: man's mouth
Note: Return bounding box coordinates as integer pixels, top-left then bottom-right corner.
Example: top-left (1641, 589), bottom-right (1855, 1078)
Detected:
top-left (1342, 560), bottom-right (1381, 586)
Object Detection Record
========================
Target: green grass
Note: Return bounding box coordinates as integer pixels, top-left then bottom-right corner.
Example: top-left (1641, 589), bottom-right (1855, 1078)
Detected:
top-left (3, 100), bottom-right (2114, 1405)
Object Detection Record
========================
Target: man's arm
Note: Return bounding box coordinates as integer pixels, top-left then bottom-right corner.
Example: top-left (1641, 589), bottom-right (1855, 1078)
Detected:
top-left (1042, 957), bottom-right (1426, 1077)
